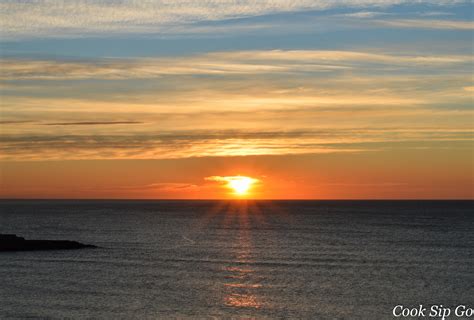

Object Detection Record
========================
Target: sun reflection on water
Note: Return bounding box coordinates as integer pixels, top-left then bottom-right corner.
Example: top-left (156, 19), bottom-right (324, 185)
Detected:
top-left (221, 201), bottom-right (264, 310)
top-left (224, 293), bottom-right (263, 309)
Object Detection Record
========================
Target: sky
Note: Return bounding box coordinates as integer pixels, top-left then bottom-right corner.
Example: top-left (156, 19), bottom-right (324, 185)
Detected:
top-left (0, 0), bottom-right (473, 199)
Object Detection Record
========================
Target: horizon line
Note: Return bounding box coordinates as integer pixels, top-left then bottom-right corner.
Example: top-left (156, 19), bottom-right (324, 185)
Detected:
top-left (0, 198), bottom-right (472, 201)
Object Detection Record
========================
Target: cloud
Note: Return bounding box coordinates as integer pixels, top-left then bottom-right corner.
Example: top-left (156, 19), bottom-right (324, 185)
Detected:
top-left (339, 11), bottom-right (389, 18)
top-left (211, 50), bottom-right (471, 66)
top-left (205, 176), bottom-right (260, 191)
top-left (1, 49), bottom-right (471, 162)
top-left (419, 11), bottom-right (454, 17)
top-left (0, 57), bottom-right (293, 80)
top-left (0, 0), bottom-right (467, 39)
top-left (0, 120), bottom-right (35, 124)
top-left (205, 175), bottom-right (260, 183)
top-left (106, 182), bottom-right (198, 191)
top-left (375, 18), bottom-right (474, 30)
top-left (0, 128), bottom-right (472, 160)
top-left (44, 121), bottom-right (143, 126)
top-left (1, 50), bottom-right (470, 80)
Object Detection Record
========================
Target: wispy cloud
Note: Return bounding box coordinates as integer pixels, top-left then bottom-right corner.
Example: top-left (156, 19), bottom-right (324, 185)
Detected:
top-left (339, 11), bottom-right (390, 18)
top-left (375, 18), bottom-right (474, 30)
top-left (44, 121), bottom-right (143, 126)
top-left (105, 182), bottom-right (198, 191)
top-left (419, 11), bottom-right (455, 17)
top-left (1, 128), bottom-right (472, 160)
top-left (0, 0), bottom-right (467, 39)
top-left (1, 50), bottom-right (470, 80)
top-left (1, 49), bottom-right (472, 161)
top-left (205, 175), bottom-right (260, 183)
top-left (0, 120), bottom-right (34, 124)
top-left (463, 86), bottom-right (474, 92)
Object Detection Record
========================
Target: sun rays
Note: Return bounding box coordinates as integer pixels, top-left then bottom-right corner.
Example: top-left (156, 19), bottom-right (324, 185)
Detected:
top-left (205, 175), bottom-right (260, 197)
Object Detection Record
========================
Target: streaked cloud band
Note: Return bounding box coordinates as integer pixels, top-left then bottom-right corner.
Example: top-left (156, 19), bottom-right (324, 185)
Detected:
top-left (0, 0), bottom-right (468, 38)
top-left (1, 50), bottom-right (471, 80)
top-left (1, 128), bottom-right (472, 160)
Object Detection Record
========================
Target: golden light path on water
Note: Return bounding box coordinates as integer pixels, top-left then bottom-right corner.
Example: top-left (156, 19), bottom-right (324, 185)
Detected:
top-left (223, 202), bottom-right (262, 309)
top-left (180, 200), bottom-right (293, 311)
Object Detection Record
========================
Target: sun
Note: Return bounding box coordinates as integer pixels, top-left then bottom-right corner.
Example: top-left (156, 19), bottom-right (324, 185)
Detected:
top-left (228, 176), bottom-right (255, 195)
top-left (205, 175), bottom-right (260, 197)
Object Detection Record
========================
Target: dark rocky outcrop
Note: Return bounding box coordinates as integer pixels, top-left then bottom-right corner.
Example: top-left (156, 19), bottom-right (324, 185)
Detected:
top-left (0, 234), bottom-right (97, 252)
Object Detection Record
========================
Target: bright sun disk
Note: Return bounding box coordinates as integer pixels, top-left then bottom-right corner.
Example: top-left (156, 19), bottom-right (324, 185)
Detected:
top-left (205, 175), bottom-right (260, 197)
top-left (228, 177), bottom-right (255, 195)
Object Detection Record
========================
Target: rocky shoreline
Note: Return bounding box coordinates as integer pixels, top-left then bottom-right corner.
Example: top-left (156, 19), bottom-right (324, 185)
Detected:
top-left (0, 234), bottom-right (97, 252)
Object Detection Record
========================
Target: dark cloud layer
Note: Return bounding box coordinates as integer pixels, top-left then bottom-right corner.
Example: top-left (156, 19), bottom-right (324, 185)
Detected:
top-left (44, 121), bottom-right (143, 126)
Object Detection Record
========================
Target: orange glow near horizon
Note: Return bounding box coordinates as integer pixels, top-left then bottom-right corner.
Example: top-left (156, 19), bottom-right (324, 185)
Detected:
top-left (1, 147), bottom-right (473, 200)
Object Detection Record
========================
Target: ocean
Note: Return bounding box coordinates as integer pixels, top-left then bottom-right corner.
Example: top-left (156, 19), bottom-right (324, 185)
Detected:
top-left (0, 200), bottom-right (473, 319)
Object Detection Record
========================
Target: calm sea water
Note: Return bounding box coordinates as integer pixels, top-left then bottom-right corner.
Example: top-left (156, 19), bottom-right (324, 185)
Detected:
top-left (0, 200), bottom-right (473, 319)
